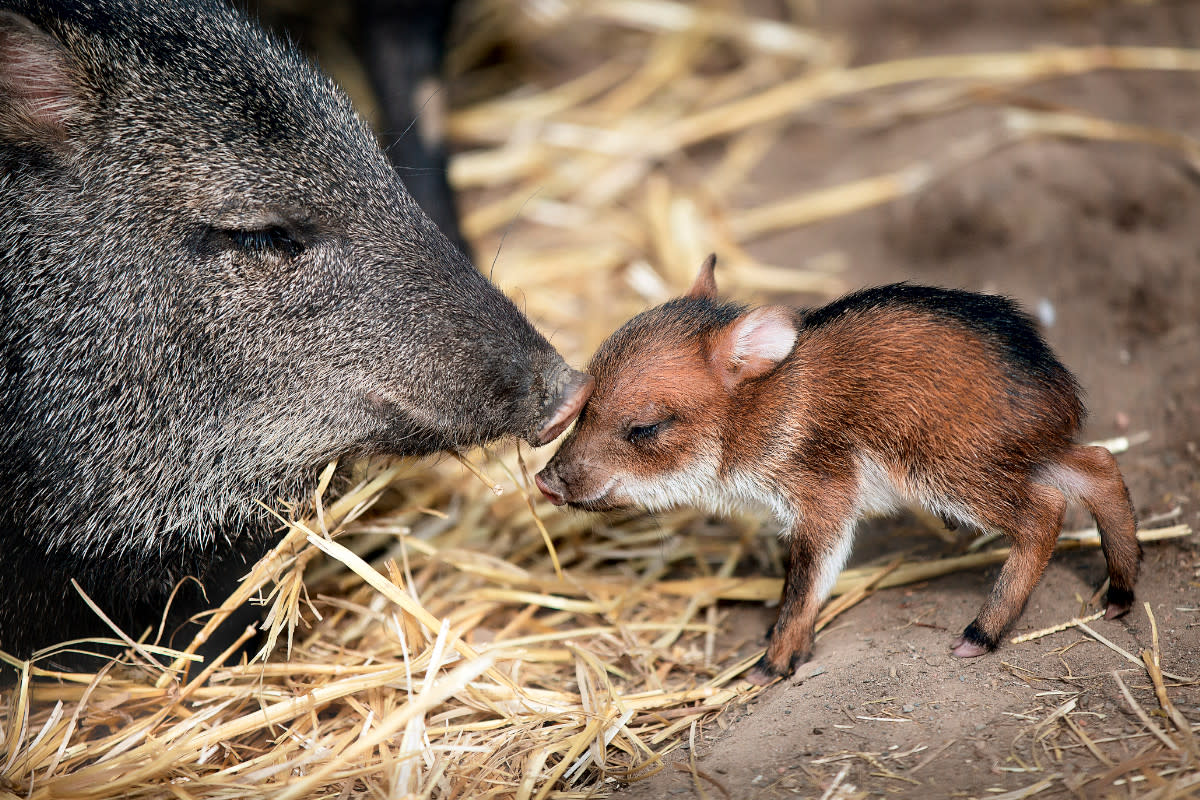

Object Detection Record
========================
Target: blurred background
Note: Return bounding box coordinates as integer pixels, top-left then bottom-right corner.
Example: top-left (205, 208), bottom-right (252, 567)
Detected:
top-left (247, 2), bottom-right (1200, 794)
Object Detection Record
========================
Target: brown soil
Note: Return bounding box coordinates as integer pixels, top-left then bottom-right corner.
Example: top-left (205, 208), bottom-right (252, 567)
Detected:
top-left (599, 1), bottom-right (1200, 797)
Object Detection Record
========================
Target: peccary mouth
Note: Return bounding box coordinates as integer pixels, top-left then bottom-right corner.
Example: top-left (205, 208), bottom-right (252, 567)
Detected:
top-left (363, 365), bottom-right (592, 454)
top-left (529, 369), bottom-right (594, 447)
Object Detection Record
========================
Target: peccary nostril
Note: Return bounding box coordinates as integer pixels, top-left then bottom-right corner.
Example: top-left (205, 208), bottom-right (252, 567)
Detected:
top-left (535, 471), bottom-right (566, 506)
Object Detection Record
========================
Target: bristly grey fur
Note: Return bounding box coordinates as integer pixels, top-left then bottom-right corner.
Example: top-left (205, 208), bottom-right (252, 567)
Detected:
top-left (0, 0), bottom-right (571, 661)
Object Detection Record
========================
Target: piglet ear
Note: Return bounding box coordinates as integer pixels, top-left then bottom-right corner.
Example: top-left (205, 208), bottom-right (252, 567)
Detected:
top-left (685, 253), bottom-right (719, 300)
top-left (0, 12), bottom-right (84, 148)
top-left (711, 306), bottom-right (797, 388)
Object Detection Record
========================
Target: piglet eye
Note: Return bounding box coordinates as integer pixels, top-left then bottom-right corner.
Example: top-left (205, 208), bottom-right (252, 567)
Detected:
top-left (627, 420), bottom-right (667, 445)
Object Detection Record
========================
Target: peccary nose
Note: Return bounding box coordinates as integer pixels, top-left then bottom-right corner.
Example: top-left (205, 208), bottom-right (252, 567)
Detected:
top-left (535, 470), bottom-right (566, 506)
top-left (529, 371), bottom-right (594, 447)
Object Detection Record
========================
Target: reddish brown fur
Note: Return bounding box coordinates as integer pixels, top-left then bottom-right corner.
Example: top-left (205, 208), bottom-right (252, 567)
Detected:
top-left (537, 257), bottom-right (1140, 684)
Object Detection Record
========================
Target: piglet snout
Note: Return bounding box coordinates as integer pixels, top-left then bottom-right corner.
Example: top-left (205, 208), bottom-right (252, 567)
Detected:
top-left (535, 470), bottom-right (566, 506)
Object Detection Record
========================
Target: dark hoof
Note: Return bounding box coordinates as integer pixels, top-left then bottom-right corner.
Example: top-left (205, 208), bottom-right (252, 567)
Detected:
top-left (744, 648), bottom-right (810, 686)
top-left (1105, 587), bottom-right (1135, 620)
top-left (1104, 601), bottom-right (1132, 620)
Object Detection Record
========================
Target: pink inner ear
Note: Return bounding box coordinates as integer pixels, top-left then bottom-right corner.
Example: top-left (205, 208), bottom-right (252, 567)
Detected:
top-left (719, 306), bottom-right (797, 385)
top-left (0, 14), bottom-right (79, 138)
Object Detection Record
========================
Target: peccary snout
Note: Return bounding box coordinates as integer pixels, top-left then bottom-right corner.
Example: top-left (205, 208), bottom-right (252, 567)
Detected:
top-left (0, 0), bottom-right (590, 664)
top-left (361, 322), bottom-right (591, 454)
top-left (531, 367), bottom-right (595, 447)
top-left (350, 238), bottom-right (590, 455)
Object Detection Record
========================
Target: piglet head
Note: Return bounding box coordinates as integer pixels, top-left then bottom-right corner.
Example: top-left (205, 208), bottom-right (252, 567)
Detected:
top-left (536, 255), bottom-right (798, 513)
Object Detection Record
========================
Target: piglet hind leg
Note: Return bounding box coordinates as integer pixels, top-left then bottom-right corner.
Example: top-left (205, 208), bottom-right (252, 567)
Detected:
top-left (953, 483), bottom-right (1067, 658)
top-left (1054, 445), bottom-right (1141, 619)
top-left (746, 496), bottom-right (855, 686)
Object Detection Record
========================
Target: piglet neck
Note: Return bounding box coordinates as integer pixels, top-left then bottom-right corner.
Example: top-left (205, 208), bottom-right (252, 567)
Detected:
top-left (714, 363), bottom-right (804, 526)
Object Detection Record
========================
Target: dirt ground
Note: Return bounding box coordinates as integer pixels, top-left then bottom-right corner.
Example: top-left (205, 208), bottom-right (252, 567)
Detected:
top-left (508, 1), bottom-right (1200, 797)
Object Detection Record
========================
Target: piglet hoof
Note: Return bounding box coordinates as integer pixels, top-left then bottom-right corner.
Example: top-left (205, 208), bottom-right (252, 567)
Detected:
top-left (951, 637), bottom-right (989, 658)
top-left (952, 621), bottom-right (995, 658)
top-left (1104, 587), bottom-right (1135, 620)
top-left (745, 665), bottom-right (781, 687)
top-left (745, 647), bottom-right (811, 685)
top-left (744, 653), bottom-right (789, 686)
top-left (1104, 601), bottom-right (1132, 620)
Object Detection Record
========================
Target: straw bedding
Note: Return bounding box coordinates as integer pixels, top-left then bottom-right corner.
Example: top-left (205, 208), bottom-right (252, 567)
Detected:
top-left (2, 2), bottom-right (1197, 798)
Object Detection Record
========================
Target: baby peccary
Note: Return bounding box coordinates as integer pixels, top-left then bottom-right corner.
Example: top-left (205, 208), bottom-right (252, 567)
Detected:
top-left (537, 256), bottom-right (1140, 685)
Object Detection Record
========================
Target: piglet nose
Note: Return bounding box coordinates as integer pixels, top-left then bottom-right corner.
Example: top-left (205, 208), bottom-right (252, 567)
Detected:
top-left (535, 471), bottom-right (566, 506)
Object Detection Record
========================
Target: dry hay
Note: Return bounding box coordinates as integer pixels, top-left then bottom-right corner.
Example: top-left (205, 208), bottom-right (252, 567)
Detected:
top-left (3, 1), bottom-right (1200, 798)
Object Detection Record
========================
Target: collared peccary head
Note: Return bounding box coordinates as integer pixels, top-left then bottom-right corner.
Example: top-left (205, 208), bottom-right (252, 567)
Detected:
top-left (0, 0), bottom-right (591, 660)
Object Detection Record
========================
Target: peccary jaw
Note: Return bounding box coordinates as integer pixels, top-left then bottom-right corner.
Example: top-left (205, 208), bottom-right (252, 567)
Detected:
top-left (0, 0), bottom-right (587, 662)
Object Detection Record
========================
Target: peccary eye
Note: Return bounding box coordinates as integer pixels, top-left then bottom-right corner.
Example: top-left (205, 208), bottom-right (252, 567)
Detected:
top-left (626, 419), bottom-right (670, 445)
top-left (208, 225), bottom-right (304, 259)
top-left (226, 225), bottom-right (303, 258)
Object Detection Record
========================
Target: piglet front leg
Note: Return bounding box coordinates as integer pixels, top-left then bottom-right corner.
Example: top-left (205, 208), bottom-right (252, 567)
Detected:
top-left (746, 489), bottom-right (856, 685)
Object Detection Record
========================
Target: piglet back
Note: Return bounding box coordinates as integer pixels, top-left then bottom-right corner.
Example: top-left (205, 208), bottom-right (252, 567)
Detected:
top-left (806, 284), bottom-right (1078, 399)
top-left (800, 283), bottom-right (1084, 432)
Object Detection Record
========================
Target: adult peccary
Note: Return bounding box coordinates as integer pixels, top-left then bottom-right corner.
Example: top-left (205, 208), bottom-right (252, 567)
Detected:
top-left (0, 0), bottom-right (591, 666)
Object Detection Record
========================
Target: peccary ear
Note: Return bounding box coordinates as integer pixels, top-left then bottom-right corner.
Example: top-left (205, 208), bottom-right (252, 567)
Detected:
top-left (710, 306), bottom-right (798, 389)
top-left (685, 254), bottom-right (719, 300)
top-left (0, 12), bottom-right (84, 147)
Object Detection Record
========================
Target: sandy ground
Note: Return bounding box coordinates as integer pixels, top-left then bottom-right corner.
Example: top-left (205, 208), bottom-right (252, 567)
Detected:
top-left (576, 1), bottom-right (1200, 797)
